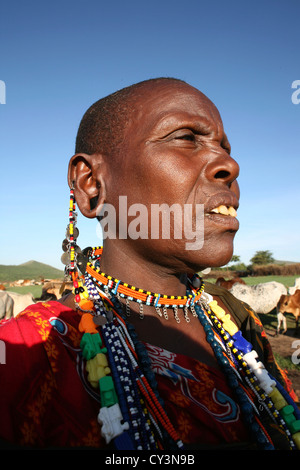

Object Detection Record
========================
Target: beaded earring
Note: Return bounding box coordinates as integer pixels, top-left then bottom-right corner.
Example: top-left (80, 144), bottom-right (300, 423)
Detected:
top-left (61, 182), bottom-right (79, 276)
top-left (61, 183), bottom-right (93, 312)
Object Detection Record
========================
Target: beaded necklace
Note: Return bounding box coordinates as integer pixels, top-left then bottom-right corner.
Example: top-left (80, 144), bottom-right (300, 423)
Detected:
top-left (85, 246), bottom-right (205, 323)
top-left (62, 191), bottom-right (300, 450)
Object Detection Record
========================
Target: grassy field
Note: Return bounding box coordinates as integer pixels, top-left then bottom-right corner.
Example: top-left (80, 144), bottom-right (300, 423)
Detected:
top-left (4, 274), bottom-right (299, 299)
top-left (206, 274), bottom-right (299, 289)
top-left (241, 275), bottom-right (299, 288)
top-left (258, 309), bottom-right (294, 332)
top-left (4, 284), bottom-right (43, 298)
top-left (258, 310), bottom-right (299, 371)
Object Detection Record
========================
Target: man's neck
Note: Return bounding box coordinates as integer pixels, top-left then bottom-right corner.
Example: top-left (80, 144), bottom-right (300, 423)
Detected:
top-left (99, 241), bottom-right (188, 297)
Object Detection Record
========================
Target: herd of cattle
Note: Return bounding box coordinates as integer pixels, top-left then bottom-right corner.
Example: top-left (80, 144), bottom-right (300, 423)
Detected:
top-left (217, 276), bottom-right (300, 334)
top-left (0, 280), bottom-right (72, 320)
top-left (0, 277), bottom-right (299, 335)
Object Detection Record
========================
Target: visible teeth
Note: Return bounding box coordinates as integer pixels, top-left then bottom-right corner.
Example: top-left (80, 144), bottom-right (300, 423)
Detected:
top-left (210, 205), bottom-right (237, 217)
top-left (228, 206), bottom-right (237, 217)
top-left (219, 205), bottom-right (229, 215)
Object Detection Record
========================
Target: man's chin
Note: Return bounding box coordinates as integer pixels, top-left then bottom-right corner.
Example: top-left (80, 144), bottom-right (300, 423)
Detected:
top-left (183, 245), bottom-right (234, 272)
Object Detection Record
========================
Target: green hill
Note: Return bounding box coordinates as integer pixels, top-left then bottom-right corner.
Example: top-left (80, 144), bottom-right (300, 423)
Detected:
top-left (0, 260), bottom-right (64, 282)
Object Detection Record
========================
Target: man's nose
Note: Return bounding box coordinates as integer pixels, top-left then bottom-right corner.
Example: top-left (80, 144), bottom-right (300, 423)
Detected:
top-left (204, 152), bottom-right (240, 188)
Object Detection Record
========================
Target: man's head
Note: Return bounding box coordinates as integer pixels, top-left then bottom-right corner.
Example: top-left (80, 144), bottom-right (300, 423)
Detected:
top-left (75, 77), bottom-right (186, 158)
top-left (68, 78), bottom-right (240, 273)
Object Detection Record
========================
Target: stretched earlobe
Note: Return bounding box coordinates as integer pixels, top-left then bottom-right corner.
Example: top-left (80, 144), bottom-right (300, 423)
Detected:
top-left (67, 153), bottom-right (107, 219)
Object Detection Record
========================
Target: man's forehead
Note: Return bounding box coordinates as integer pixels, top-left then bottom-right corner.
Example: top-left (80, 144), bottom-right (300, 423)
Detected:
top-left (132, 80), bottom-right (212, 108)
top-left (128, 81), bottom-right (221, 131)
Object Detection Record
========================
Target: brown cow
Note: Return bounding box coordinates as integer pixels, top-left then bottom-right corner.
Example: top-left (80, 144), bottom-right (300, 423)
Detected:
top-left (276, 289), bottom-right (300, 335)
top-left (216, 277), bottom-right (246, 289)
top-left (39, 281), bottom-right (73, 301)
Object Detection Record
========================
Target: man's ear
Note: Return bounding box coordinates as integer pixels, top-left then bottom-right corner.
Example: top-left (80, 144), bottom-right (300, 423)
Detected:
top-left (67, 153), bottom-right (107, 219)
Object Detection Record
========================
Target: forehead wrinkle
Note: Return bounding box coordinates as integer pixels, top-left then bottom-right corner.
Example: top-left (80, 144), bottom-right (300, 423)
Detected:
top-left (121, 83), bottom-right (227, 149)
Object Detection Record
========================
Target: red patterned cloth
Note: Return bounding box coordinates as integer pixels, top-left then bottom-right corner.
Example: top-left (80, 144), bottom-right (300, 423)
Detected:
top-left (0, 301), bottom-right (103, 448)
top-left (0, 299), bottom-right (294, 449)
top-left (145, 342), bottom-right (250, 447)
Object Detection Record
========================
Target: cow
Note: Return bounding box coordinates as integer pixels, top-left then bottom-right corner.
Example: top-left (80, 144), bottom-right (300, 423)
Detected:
top-left (216, 277), bottom-right (246, 289)
top-left (289, 278), bottom-right (300, 295)
top-left (39, 281), bottom-right (73, 301)
top-left (276, 290), bottom-right (300, 335)
top-left (229, 281), bottom-right (287, 314)
top-left (6, 291), bottom-right (35, 317)
top-left (0, 291), bottom-right (14, 320)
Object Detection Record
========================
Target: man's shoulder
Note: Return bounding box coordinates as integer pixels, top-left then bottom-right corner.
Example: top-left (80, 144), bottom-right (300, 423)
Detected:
top-left (203, 281), bottom-right (258, 328)
top-left (0, 300), bottom-right (79, 344)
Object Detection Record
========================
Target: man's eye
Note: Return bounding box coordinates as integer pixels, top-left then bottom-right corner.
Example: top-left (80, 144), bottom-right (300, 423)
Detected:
top-left (175, 132), bottom-right (195, 141)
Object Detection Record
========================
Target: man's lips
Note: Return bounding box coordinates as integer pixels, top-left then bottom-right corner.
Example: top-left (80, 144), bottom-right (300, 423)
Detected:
top-left (205, 191), bottom-right (239, 215)
top-left (204, 192), bottom-right (239, 229)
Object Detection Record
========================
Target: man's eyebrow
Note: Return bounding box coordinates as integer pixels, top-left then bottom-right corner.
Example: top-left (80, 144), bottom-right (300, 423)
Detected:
top-left (152, 112), bottom-right (215, 135)
top-left (152, 113), bottom-right (232, 151)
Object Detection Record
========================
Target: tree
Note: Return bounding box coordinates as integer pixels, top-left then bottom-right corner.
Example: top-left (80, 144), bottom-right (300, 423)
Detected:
top-left (250, 250), bottom-right (274, 265)
top-left (225, 255), bottom-right (247, 272)
top-left (230, 255), bottom-right (241, 264)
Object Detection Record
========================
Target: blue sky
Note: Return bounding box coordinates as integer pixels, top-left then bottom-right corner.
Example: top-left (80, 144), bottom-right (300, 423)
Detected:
top-left (1, 0), bottom-right (299, 270)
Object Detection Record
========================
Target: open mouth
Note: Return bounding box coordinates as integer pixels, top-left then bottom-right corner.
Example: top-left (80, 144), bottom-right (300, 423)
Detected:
top-left (209, 205), bottom-right (237, 217)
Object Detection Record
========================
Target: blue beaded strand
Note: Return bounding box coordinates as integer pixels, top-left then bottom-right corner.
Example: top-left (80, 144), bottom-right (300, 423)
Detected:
top-left (194, 302), bottom-right (275, 450)
top-left (273, 377), bottom-right (300, 421)
top-left (110, 295), bottom-right (183, 451)
top-left (200, 299), bottom-right (297, 449)
top-left (100, 318), bottom-right (157, 449)
top-left (110, 294), bottom-right (165, 408)
top-left (84, 281), bottom-right (157, 450)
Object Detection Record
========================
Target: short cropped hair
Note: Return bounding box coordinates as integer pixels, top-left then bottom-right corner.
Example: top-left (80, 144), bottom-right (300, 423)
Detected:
top-left (75, 77), bottom-right (185, 157)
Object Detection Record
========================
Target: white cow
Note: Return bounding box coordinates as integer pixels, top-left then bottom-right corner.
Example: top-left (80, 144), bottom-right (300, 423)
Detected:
top-left (288, 278), bottom-right (300, 295)
top-left (229, 281), bottom-right (287, 314)
top-left (6, 291), bottom-right (35, 316)
top-left (0, 291), bottom-right (14, 320)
